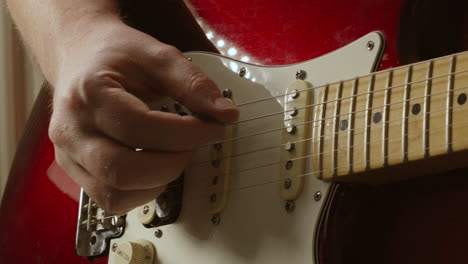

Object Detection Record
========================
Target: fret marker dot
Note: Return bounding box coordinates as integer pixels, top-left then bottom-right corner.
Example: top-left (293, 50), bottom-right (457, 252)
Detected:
top-left (457, 93), bottom-right (467, 105)
top-left (412, 103), bottom-right (421, 115)
top-left (373, 112), bottom-right (382, 124)
top-left (339, 120), bottom-right (348, 131)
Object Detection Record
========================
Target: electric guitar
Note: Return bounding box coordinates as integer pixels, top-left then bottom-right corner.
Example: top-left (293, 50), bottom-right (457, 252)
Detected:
top-left (1, 1), bottom-right (467, 264)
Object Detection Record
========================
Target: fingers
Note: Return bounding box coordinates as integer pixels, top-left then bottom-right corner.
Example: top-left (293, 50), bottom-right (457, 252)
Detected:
top-left (144, 45), bottom-right (240, 123)
top-left (50, 124), bottom-right (190, 191)
top-left (55, 149), bottom-right (166, 215)
top-left (91, 86), bottom-right (225, 151)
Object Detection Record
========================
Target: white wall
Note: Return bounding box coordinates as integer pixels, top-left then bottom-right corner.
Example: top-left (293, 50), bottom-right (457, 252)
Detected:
top-left (0, 4), bottom-right (43, 202)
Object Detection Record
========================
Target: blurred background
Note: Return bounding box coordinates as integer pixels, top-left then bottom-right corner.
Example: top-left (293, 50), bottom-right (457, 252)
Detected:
top-left (0, 4), bottom-right (43, 202)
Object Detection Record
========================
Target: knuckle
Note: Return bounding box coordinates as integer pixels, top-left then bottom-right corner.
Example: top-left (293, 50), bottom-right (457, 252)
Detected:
top-left (157, 45), bottom-right (181, 59)
top-left (79, 70), bottom-right (122, 98)
top-left (147, 44), bottom-right (181, 65)
top-left (186, 70), bottom-right (219, 97)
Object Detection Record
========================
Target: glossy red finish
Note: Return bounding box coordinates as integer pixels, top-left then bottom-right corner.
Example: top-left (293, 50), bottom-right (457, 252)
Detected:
top-left (1, 0), bottom-right (466, 263)
top-left (0, 98), bottom-right (107, 263)
top-left (190, 0), bottom-right (404, 68)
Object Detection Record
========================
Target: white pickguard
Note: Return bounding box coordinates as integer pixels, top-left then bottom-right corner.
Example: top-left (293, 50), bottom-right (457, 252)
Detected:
top-left (108, 32), bottom-right (384, 264)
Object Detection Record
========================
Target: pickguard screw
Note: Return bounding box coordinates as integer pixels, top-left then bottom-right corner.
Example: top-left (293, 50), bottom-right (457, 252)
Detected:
top-left (285, 160), bottom-right (293, 170)
top-left (143, 205), bottom-right (150, 215)
top-left (154, 229), bottom-right (163, 238)
top-left (222, 89), bottom-right (232, 98)
top-left (295, 70), bottom-right (306, 80)
top-left (290, 89), bottom-right (300, 99)
top-left (187, 57), bottom-right (192, 61)
top-left (285, 142), bottom-right (295, 152)
top-left (285, 201), bottom-right (295, 213)
top-left (314, 191), bottom-right (322, 201)
top-left (239, 67), bottom-right (246, 77)
top-left (366, 41), bottom-right (375, 51)
top-left (286, 124), bottom-right (297, 135)
top-left (211, 214), bottom-right (221, 225)
top-left (284, 179), bottom-right (292, 189)
top-left (112, 243), bottom-right (118, 252)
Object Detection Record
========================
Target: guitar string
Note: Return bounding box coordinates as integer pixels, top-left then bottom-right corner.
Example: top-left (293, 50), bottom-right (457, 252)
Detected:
top-left (93, 53), bottom-right (468, 220)
top-left (189, 107), bottom-right (468, 179)
top-left (190, 99), bottom-right (468, 166)
top-left (122, 113), bottom-right (463, 205)
top-left (98, 136), bottom-right (468, 220)
top-left (203, 71), bottom-right (467, 147)
top-left (233, 52), bottom-right (466, 109)
top-left (230, 69), bottom-right (467, 126)
top-left (193, 84), bottom-right (468, 164)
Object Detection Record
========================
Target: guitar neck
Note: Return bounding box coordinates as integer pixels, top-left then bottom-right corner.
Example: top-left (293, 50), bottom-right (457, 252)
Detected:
top-left (312, 51), bottom-right (468, 182)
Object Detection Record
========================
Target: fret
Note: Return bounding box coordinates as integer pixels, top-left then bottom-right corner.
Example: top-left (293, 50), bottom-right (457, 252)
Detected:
top-left (331, 81), bottom-right (343, 177)
top-left (312, 50), bottom-right (468, 183)
top-left (422, 61), bottom-right (433, 158)
top-left (401, 66), bottom-right (412, 162)
top-left (446, 56), bottom-right (455, 153)
top-left (363, 74), bottom-right (375, 170)
top-left (317, 84), bottom-right (329, 179)
top-left (382, 70), bottom-right (393, 166)
top-left (347, 78), bottom-right (358, 173)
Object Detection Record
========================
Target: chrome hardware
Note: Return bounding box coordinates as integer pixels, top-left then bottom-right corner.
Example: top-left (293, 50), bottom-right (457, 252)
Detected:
top-left (286, 124), bottom-right (297, 134)
top-left (143, 205), bottom-right (150, 215)
top-left (285, 160), bottom-right (293, 170)
top-left (75, 189), bottom-right (125, 257)
top-left (222, 89), bottom-right (232, 98)
top-left (285, 142), bottom-right (295, 152)
top-left (111, 216), bottom-right (125, 227)
top-left (366, 41), bottom-right (375, 51)
top-left (285, 201), bottom-right (295, 213)
top-left (154, 229), bottom-right (163, 238)
top-left (314, 191), bottom-right (322, 201)
top-left (112, 243), bottom-right (118, 252)
top-left (295, 70), bottom-right (306, 80)
top-left (239, 67), bottom-right (246, 77)
top-left (187, 57), bottom-right (192, 61)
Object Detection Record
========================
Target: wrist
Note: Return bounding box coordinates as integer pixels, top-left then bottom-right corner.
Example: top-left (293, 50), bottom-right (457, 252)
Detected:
top-left (47, 13), bottom-right (124, 85)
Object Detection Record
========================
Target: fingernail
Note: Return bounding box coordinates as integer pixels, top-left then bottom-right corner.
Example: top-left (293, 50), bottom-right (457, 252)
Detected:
top-left (214, 97), bottom-right (236, 110)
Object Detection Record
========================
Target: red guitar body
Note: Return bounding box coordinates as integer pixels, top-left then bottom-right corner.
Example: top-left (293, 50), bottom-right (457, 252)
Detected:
top-left (1, 0), bottom-right (467, 263)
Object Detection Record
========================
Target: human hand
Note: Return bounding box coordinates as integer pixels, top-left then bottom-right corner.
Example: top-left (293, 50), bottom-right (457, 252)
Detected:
top-left (48, 18), bottom-right (238, 214)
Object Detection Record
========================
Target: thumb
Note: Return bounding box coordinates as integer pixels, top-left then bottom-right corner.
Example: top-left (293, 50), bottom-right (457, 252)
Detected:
top-left (149, 46), bottom-right (239, 123)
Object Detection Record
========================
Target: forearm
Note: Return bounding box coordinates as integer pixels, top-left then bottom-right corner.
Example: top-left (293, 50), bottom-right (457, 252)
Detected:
top-left (6, 0), bottom-right (121, 83)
